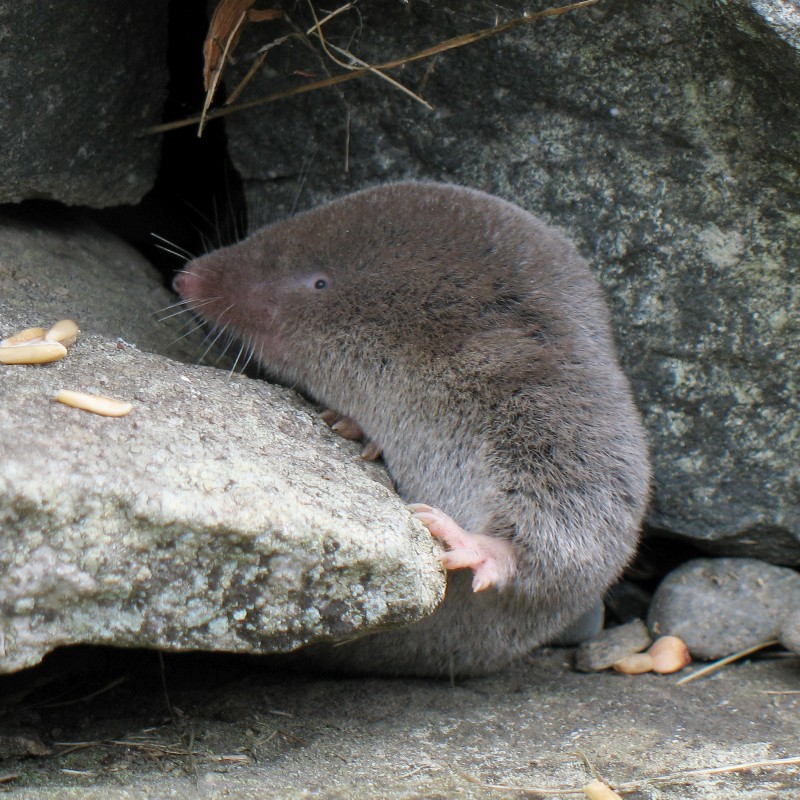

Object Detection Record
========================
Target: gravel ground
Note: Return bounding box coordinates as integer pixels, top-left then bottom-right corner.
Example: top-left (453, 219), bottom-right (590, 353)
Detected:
top-left (0, 645), bottom-right (798, 798)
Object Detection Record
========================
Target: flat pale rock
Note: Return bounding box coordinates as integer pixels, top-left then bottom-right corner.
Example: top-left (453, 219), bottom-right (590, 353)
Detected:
top-left (0, 218), bottom-right (445, 675)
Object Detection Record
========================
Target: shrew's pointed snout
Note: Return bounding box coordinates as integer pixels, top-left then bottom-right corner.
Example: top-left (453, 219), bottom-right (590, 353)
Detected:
top-left (173, 269), bottom-right (200, 299)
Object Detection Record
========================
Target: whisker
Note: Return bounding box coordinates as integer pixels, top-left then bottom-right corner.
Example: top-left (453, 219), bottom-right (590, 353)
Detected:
top-left (212, 196), bottom-right (222, 249)
top-left (153, 298), bottom-right (188, 315)
top-left (200, 321), bottom-right (235, 364)
top-left (173, 265), bottom-right (214, 280)
top-left (228, 339), bottom-right (248, 379)
top-left (192, 226), bottom-right (214, 256)
top-left (153, 243), bottom-right (191, 261)
top-left (150, 231), bottom-right (194, 259)
top-left (166, 318), bottom-right (209, 348)
top-left (211, 340), bottom-right (233, 367)
top-left (157, 306), bottom-right (194, 323)
top-left (155, 297), bottom-right (223, 323)
top-left (240, 341), bottom-right (257, 375)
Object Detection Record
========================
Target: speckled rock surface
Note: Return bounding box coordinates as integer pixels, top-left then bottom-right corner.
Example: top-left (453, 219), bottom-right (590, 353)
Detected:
top-left (779, 606), bottom-right (800, 657)
top-left (711, 0), bottom-right (800, 78)
top-left (211, 0), bottom-right (800, 563)
top-left (0, 217), bottom-right (445, 675)
top-left (647, 558), bottom-right (800, 659)
top-left (0, 2), bottom-right (166, 206)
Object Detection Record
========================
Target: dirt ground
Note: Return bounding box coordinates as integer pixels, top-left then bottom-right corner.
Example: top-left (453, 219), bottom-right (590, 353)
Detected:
top-left (0, 645), bottom-right (798, 799)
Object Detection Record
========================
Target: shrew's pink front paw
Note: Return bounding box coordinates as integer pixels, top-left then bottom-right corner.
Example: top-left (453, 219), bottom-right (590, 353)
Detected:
top-left (409, 504), bottom-right (516, 592)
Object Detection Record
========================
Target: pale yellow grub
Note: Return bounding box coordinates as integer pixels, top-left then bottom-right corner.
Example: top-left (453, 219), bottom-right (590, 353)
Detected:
top-left (0, 341), bottom-right (68, 364)
top-left (582, 778), bottom-right (624, 800)
top-left (45, 319), bottom-right (80, 347)
top-left (55, 389), bottom-right (133, 417)
top-left (648, 635), bottom-right (692, 674)
top-left (0, 327), bottom-right (47, 347)
top-left (612, 652), bottom-right (654, 674)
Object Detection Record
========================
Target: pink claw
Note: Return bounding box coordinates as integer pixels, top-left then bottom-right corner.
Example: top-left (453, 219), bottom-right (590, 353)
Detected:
top-left (320, 409), bottom-right (381, 459)
top-left (330, 417), bottom-right (365, 440)
top-left (360, 441), bottom-right (383, 461)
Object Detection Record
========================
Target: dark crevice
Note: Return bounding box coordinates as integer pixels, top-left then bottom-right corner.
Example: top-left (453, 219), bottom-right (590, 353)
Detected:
top-left (91, 0), bottom-right (246, 283)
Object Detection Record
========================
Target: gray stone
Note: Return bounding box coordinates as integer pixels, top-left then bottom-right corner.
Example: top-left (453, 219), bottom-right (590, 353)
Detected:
top-left (211, 1), bottom-right (800, 563)
top-left (574, 619), bottom-right (652, 672)
top-left (648, 557), bottom-right (800, 659)
top-left (711, 0), bottom-right (800, 80)
top-left (779, 606), bottom-right (800, 657)
top-left (0, 218), bottom-right (445, 675)
top-left (0, 1), bottom-right (167, 206)
top-left (0, 208), bottom-right (197, 364)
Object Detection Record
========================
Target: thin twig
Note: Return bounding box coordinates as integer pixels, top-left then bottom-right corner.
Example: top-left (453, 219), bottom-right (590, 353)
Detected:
top-left (226, 32), bottom-right (296, 105)
top-left (144, 0), bottom-right (600, 135)
top-left (616, 755), bottom-right (800, 790)
top-left (227, 3), bottom-right (355, 106)
top-left (110, 741), bottom-right (199, 757)
top-left (158, 650), bottom-right (175, 719)
top-left (306, 0), bottom-right (431, 109)
top-left (305, 1), bottom-right (356, 37)
top-left (36, 676), bottom-right (128, 709)
top-left (54, 741), bottom-right (104, 757)
top-left (676, 640), bottom-right (780, 685)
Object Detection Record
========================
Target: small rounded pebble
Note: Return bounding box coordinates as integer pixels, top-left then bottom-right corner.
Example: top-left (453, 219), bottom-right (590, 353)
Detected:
top-left (647, 558), bottom-right (800, 660)
top-left (574, 618), bottom-right (652, 672)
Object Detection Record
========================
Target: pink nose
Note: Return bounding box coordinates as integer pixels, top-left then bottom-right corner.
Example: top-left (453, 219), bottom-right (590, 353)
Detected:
top-left (173, 270), bottom-right (196, 297)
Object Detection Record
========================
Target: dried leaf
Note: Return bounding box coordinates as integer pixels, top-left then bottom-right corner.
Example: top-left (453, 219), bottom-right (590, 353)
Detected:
top-left (201, 0), bottom-right (282, 133)
top-left (204, 0), bottom-right (282, 90)
top-left (204, 0), bottom-right (254, 91)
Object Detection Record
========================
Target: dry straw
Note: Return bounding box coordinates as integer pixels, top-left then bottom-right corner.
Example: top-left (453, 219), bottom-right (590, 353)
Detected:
top-left (146, 0), bottom-right (601, 136)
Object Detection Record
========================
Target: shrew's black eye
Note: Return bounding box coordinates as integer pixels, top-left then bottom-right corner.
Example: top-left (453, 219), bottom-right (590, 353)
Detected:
top-left (314, 278), bottom-right (328, 290)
